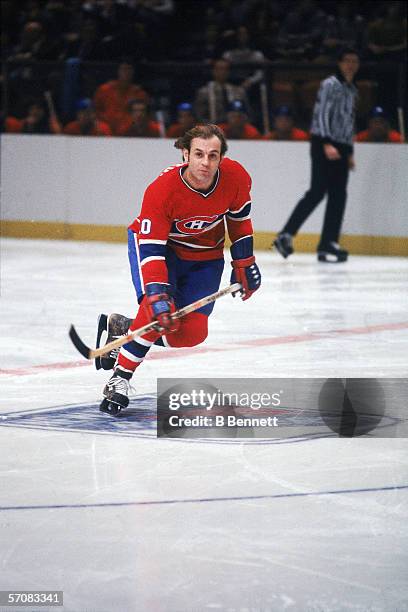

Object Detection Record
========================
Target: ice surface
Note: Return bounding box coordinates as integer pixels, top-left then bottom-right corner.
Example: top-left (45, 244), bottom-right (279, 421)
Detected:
top-left (0, 238), bottom-right (407, 612)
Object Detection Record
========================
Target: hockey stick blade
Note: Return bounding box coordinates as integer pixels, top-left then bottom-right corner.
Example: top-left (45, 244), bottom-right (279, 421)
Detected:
top-left (69, 324), bottom-right (92, 360)
top-left (69, 282), bottom-right (241, 361)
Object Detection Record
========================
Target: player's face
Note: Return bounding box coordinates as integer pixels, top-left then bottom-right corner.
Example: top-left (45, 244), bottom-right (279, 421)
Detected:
top-left (78, 108), bottom-right (95, 124)
top-left (130, 103), bottom-right (146, 122)
top-left (184, 136), bottom-right (222, 189)
top-left (28, 104), bottom-right (45, 123)
top-left (118, 63), bottom-right (134, 83)
top-left (338, 54), bottom-right (359, 82)
top-left (369, 117), bottom-right (388, 140)
top-left (213, 61), bottom-right (229, 83)
top-left (178, 111), bottom-right (195, 129)
top-left (275, 115), bottom-right (293, 133)
top-left (228, 111), bottom-right (245, 127)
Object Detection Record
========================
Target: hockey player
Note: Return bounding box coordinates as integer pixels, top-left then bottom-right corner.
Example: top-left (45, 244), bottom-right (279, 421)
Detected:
top-left (99, 124), bottom-right (261, 415)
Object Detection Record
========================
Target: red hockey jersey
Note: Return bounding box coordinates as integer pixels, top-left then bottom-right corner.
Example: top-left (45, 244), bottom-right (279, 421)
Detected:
top-left (129, 157), bottom-right (254, 285)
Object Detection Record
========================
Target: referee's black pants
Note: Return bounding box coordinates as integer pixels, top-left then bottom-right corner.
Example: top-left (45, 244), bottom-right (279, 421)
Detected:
top-left (282, 137), bottom-right (350, 248)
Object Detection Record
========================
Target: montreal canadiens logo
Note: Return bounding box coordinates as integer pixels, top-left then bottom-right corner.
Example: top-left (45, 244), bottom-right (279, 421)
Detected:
top-left (175, 215), bottom-right (219, 234)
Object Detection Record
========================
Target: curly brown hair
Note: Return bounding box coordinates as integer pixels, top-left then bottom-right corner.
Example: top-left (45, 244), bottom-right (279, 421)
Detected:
top-left (174, 124), bottom-right (228, 156)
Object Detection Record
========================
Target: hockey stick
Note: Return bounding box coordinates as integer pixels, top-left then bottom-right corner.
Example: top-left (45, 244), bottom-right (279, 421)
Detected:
top-left (69, 282), bottom-right (242, 361)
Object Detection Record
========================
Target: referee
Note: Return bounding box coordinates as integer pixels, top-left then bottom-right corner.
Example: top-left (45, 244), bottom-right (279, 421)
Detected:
top-left (274, 48), bottom-right (360, 262)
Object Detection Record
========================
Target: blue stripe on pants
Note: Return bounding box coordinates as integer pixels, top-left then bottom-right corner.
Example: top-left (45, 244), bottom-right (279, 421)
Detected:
top-left (128, 229), bottom-right (144, 304)
top-left (128, 230), bottom-right (224, 316)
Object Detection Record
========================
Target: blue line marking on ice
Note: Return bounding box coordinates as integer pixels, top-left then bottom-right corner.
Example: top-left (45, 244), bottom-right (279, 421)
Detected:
top-left (0, 485), bottom-right (406, 512)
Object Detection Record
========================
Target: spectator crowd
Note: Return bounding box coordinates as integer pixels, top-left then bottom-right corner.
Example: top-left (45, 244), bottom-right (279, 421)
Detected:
top-left (2, 0), bottom-right (406, 142)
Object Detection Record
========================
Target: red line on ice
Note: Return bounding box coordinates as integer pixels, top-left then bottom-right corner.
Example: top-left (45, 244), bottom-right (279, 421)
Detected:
top-left (1, 321), bottom-right (407, 376)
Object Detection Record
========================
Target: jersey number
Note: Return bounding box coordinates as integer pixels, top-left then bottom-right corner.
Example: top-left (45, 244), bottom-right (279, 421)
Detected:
top-left (140, 219), bottom-right (152, 234)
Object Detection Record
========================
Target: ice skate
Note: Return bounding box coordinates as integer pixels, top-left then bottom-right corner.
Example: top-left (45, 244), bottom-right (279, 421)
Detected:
top-left (317, 242), bottom-right (348, 263)
top-left (273, 233), bottom-right (294, 258)
top-left (95, 313), bottom-right (132, 371)
top-left (99, 372), bottom-right (131, 416)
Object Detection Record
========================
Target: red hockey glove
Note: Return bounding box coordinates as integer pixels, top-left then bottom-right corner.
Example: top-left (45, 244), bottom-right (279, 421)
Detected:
top-left (230, 256), bottom-right (261, 301)
top-left (144, 283), bottom-right (180, 333)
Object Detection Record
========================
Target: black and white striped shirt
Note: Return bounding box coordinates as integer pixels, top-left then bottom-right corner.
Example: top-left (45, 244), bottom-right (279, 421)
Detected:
top-left (310, 72), bottom-right (358, 147)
